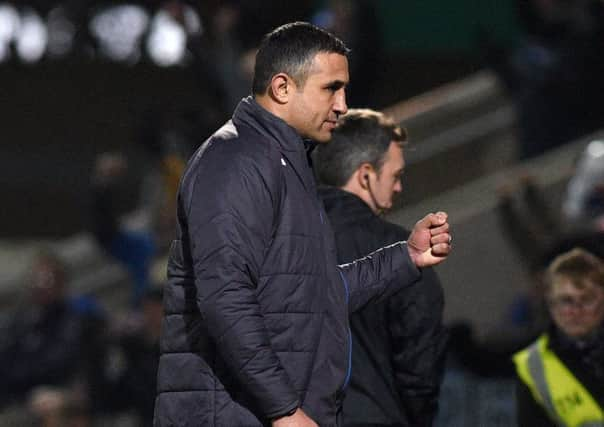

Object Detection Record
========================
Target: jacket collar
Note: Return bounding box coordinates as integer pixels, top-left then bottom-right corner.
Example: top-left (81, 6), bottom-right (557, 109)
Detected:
top-left (233, 96), bottom-right (320, 192)
top-left (319, 186), bottom-right (375, 223)
top-left (232, 96), bottom-right (306, 153)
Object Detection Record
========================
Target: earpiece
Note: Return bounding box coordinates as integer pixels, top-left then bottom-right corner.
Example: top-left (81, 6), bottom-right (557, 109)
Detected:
top-left (364, 172), bottom-right (384, 213)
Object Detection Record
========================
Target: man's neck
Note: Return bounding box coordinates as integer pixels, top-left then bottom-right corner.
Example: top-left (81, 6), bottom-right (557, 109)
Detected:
top-left (339, 184), bottom-right (378, 214)
top-left (255, 94), bottom-right (288, 123)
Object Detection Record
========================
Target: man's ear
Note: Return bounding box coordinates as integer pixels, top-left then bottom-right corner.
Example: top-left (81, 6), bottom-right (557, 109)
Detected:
top-left (358, 163), bottom-right (373, 189)
top-left (268, 73), bottom-right (291, 104)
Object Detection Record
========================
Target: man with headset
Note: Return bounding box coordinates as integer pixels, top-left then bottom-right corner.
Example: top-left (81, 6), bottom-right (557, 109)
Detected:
top-left (315, 108), bottom-right (448, 426)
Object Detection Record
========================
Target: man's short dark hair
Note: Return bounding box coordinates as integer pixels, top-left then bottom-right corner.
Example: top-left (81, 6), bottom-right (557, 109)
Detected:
top-left (315, 109), bottom-right (407, 187)
top-left (252, 21), bottom-right (350, 95)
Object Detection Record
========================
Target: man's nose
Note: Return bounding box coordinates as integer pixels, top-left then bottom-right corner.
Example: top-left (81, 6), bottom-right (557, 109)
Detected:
top-left (334, 90), bottom-right (347, 115)
top-left (394, 180), bottom-right (403, 193)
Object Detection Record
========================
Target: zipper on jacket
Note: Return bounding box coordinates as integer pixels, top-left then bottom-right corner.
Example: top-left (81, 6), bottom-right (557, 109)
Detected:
top-left (338, 270), bottom-right (352, 391)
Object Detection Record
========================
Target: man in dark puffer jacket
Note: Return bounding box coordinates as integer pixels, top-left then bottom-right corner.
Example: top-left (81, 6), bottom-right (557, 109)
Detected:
top-left (315, 109), bottom-right (447, 426)
top-left (154, 22), bottom-right (453, 427)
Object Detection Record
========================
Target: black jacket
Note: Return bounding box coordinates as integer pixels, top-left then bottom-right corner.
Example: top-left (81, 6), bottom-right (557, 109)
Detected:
top-left (320, 187), bottom-right (447, 427)
top-left (154, 97), bottom-right (422, 427)
top-left (516, 324), bottom-right (604, 427)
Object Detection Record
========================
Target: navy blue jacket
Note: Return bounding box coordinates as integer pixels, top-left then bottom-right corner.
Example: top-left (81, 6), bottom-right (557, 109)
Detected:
top-left (154, 97), bottom-right (421, 426)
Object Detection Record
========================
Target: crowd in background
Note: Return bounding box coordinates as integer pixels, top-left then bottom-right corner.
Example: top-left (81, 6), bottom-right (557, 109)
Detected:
top-left (1, 0), bottom-right (604, 425)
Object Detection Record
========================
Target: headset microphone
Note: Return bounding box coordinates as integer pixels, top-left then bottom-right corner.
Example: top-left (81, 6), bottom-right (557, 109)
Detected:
top-left (365, 173), bottom-right (386, 214)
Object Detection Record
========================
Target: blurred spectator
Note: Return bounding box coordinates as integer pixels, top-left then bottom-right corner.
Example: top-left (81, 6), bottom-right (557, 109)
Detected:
top-left (311, 0), bottom-right (382, 106)
top-left (153, 0), bottom-right (244, 120)
top-left (136, 108), bottom-right (200, 253)
top-left (97, 287), bottom-right (163, 426)
top-left (315, 109), bottom-right (447, 427)
top-left (0, 251), bottom-right (101, 410)
top-left (513, 248), bottom-right (604, 426)
top-left (28, 386), bottom-right (92, 427)
top-left (495, 0), bottom-right (604, 159)
top-left (188, 0), bottom-right (253, 114)
top-left (497, 174), bottom-right (561, 275)
top-left (186, 0), bottom-right (320, 116)
top-left (445, 321), bottom-right (528, 380)
top-left (433, 317), bottom-right (528, 426)
top-left (497, 170), bottom-right (604, 277)
top-left (563, 139), bottom-right (604, 227)
top-left (90, 151), bottom-right (160, 306)
top-left (495, 168), bottom-right (604, 361)
top-left (435, 317), bottom-right (535, 425)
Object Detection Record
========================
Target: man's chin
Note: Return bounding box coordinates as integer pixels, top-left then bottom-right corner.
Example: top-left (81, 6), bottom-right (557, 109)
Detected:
top-left (562, 325), bottom-right (590, 338)
top-left (314, 132), bottom-right (334, 144)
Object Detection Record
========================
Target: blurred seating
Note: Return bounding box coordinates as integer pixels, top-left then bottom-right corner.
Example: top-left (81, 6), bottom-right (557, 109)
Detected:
top-left (384, 70), bottom-right (518, 207)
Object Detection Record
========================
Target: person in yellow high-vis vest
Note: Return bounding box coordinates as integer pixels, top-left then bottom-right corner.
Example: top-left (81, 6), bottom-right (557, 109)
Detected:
top-left (513, 248), bottom-right (604, 427)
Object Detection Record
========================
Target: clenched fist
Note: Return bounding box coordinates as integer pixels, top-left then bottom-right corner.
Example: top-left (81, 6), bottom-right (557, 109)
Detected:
top-left (406, 211), bottom-right (452, 267)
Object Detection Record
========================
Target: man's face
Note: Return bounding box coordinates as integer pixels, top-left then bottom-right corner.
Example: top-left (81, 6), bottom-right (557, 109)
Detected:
top-left (288, 52), bottom-right (349, 143)
top-left (368, 142), bottom-right (405, 213)
top-left (548, 278), bottom-right (604, 338)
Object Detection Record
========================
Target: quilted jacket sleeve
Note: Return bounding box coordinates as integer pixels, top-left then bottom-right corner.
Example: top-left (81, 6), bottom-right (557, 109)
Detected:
top-left (338, 241), bottom-right (422, 313)
top-left (183, 145), bottom-right (300, 420)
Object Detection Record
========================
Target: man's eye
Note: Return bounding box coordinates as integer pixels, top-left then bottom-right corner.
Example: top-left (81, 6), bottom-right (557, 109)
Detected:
top-left (326, 83), bottom-right (343, 92)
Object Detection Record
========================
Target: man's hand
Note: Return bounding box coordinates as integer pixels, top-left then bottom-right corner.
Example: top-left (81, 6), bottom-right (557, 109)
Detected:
top-left (407, 212), bottom-right (452, 267)
top-left (272, 409), bottom-right (318, 427)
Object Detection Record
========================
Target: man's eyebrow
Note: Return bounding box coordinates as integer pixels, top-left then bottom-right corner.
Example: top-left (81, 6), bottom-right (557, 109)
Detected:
top-left (325, 80), bottom-right (347, 89)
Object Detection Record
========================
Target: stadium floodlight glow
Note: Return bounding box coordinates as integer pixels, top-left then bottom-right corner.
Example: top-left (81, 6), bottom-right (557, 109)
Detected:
top-left (89, 4), bottom-right (149, 62)
top-left (146, 10), bottom-right (187, 67)
top-left (15, 8), bottom-right (47, 63)
top-left (587, 140), bottom-right (604, 159)
top-left (0, 3), bottom-right (20, 62)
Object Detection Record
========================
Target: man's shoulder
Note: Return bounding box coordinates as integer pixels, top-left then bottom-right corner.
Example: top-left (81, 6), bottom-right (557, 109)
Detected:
top-left (206, 120), bottom-right (275, 159)
top-left (186, 120), bottom-right (276, 175)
